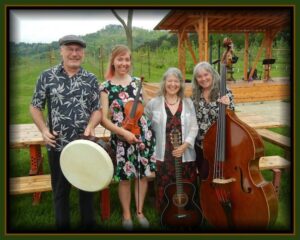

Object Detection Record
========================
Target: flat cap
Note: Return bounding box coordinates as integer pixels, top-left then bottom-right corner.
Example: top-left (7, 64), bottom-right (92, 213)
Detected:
top-left (58, 35), bottom-right (86, 48)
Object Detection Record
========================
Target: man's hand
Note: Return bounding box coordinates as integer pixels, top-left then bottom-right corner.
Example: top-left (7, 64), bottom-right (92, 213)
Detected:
top-left (42, 128), bottom-right (58, 147)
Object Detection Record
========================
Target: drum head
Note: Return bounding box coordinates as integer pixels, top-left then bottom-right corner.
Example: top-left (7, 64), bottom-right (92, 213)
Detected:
top-left (60, 139), bottom-right (114, 192)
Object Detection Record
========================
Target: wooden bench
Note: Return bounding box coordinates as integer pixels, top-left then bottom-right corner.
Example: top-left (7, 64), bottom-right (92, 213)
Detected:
top-left (10, 174), bottom-right (52, 196)
top-left (256, 128), bottom-right (291, 159)
top-left (9, 173), bottom-right (113, 220)
top-left (259, 155), bottom-right (290, 196)
top-left (9, 156), bottom-right (288, 218)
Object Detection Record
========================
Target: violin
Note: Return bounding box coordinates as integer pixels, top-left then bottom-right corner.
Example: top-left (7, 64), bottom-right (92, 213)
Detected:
top-left (122, 76), bottom-right (144, 136)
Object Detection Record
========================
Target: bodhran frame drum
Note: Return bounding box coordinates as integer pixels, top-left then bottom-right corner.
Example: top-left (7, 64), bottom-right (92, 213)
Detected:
top-left (60, 139), bottom-right (114, 192)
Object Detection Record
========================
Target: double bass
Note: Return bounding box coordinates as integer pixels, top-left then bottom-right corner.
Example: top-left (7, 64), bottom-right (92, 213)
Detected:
top-left (200, 65), bottom-right (278, 230)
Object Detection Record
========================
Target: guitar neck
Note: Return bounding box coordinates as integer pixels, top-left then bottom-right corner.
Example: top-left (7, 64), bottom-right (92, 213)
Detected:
top-left (174, 157), bottom-right (184, 194)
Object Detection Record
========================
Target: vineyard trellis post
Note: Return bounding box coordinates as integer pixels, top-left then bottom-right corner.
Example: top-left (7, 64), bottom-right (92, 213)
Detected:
top-left (98, 46), bottom-right (104, 80)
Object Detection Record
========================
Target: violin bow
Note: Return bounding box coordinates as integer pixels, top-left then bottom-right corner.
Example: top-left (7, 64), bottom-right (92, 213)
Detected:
top-left (136, 76), bottom-right (144, 215)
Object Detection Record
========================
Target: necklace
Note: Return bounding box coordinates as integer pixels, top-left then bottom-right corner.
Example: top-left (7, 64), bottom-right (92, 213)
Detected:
top-left (165, 97), bottom-right (179, 106)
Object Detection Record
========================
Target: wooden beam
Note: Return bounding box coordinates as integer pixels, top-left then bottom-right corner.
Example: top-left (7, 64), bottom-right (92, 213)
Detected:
top-left (185, 33), bottom-right (198, 64)
top-left (249, 35), bottom-right (267, 79)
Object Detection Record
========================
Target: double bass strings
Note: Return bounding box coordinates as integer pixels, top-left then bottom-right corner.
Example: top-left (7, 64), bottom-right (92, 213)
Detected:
top-left (213, 64), bottom-right (227, 203)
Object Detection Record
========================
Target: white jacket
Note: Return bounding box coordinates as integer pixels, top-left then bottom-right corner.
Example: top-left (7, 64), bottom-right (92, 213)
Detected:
top-left (145, 96), bottom-right (198, 162)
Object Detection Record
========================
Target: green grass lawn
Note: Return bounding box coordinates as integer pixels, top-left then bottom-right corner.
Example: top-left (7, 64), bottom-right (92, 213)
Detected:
top-left (8, 132), bottom-right (292, 232)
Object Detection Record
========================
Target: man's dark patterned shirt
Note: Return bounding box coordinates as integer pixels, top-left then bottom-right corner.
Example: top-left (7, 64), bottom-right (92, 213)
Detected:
top-left (31, 62), bottom-right (100, 151)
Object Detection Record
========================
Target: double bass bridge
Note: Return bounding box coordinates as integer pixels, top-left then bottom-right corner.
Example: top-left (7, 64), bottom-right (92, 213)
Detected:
top-left (212, 177), bottom-right (236, 185)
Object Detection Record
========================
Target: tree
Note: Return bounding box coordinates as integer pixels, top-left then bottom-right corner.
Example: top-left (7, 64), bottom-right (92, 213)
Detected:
top-left (111, 10), bottom-right (133, 51)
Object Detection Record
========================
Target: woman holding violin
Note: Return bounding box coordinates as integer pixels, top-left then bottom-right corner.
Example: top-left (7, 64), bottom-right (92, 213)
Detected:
top-left (100, 45), bottom-right (156, 230)
top-left (191, 61), bottom-right (235, 179)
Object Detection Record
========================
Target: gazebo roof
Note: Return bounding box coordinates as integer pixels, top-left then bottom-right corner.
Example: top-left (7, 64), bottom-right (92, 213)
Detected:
top-left (154, 8), bottom-right (291, 33)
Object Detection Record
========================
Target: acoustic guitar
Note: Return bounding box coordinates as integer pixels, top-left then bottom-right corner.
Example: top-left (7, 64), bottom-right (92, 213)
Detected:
top-left (161, 128), bottom-right (203, 228)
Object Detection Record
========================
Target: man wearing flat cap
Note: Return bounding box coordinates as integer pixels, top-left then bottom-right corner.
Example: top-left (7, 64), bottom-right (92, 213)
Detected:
top-left (30, 35), bottom-right (102, 231)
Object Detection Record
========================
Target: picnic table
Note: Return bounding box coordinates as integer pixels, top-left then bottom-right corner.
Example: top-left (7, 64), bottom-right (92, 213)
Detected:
top-left (10, 123), bottom-right (110, 178)
top-left (9, 123), bottom-right (111, 219)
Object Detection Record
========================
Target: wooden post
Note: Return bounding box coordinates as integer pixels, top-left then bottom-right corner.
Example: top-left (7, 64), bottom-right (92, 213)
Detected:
top-left (100, 188), bottom-right (110, 220)
top-left (195, 13), bottom-right (208, 62)
top-left (198, 19), bottom-right (202, 62)
top-left (29, 145), bottom-right (43, 205)
top-left (49, 48), bottom-right (55, 67)
top-left (217, 40), bottom-right (221, 74)
top-left (140, 50), bottom-right (143, 75)
top-left (197, 17), bottom-right (203, 61)
top-left (99, 46), bottom-right (104, 80)
top-left (147, 46), bottom-right (151, 80)
top-left (204, 13), bottom-right (209, 62)
top-left (264, 30), bottom-right (272, 80)
top-left (209, 35), bottom-right (213, 64)
top-left (244, 33), bottom-right (249, 81)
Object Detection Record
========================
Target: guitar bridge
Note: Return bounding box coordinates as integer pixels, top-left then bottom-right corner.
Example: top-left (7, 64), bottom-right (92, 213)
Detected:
top-left (176, 214), bottom-right (187, 219)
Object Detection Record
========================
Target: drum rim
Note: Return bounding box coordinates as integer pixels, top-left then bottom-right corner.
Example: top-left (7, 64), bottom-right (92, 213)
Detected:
top-left (60, 139), bottom-right (113, 192)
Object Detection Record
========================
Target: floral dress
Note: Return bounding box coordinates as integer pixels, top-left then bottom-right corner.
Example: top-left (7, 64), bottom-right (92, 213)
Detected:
top-left (99, 77), bottom-right (156, 182)
top-left (155, 101), bottom-right (198, 212)
top-left (192, 88), bottom-right (235, 149)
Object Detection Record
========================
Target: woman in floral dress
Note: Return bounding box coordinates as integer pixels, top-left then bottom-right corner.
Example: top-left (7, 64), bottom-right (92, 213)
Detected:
top-left (191, 61), bottom-right (235, 179)
top-left (100, 45), bottom-right (156, 230)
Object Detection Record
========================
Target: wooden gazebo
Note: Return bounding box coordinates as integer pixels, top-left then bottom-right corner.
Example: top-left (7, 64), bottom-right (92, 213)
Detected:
top-left (154, 8), bottom-right (291, 81)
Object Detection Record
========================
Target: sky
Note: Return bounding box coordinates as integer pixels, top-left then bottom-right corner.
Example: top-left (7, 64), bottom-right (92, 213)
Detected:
top-left (10, 9), bottom-right (170, 44)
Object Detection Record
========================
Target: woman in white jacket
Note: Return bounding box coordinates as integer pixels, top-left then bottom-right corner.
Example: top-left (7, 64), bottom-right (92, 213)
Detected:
top-left (145, 67), bottom-right (199, 214)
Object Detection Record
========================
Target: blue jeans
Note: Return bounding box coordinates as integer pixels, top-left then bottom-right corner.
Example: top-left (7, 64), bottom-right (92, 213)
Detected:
top-left (48, 151), bottom-right (95, 231)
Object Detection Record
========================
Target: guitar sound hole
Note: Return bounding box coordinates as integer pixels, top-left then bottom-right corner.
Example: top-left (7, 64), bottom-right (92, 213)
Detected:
top-left (173, 193), bottom-right (188, 207)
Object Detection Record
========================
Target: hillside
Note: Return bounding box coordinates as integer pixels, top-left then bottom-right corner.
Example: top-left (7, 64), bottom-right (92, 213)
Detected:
top-left (10, 24), bottom-right (169, 59)
top-left (9, 24), bottom-right (290, 85)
